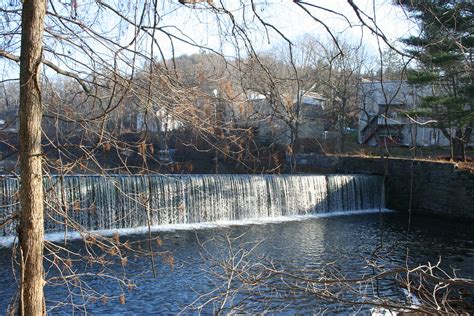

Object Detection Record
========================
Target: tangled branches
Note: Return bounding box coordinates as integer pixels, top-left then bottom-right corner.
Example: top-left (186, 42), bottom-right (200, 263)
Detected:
top-left (185, 234), bottom-right (474, 315)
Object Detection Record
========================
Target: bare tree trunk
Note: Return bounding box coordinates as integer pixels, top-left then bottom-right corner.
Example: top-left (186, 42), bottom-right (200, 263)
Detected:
top-left (452, 129), bottom-right (465, 161)
top-left (339, 130), bottom-right (346, 153)
top-left (462, 126), bottom-right (472, 162)
top-left (18, 0), bottom-right (47, 315)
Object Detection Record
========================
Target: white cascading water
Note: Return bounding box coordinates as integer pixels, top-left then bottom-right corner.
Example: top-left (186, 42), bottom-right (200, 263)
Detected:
top-left (0, 174), bottom-right (384, 236)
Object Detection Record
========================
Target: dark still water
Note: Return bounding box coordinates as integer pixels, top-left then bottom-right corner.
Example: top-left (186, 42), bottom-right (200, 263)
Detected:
top-left (0, 212), bottom-right (473, 314)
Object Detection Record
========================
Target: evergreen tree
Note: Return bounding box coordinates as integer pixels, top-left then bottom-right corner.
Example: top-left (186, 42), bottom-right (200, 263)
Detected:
top-left (399, 0), bottom-right (473, 160)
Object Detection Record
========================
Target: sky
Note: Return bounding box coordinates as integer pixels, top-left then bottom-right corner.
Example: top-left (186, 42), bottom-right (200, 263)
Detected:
top-left (158, 0), bottom-right (418, 58)
top-left (0, 0), bottom-right (419, 83)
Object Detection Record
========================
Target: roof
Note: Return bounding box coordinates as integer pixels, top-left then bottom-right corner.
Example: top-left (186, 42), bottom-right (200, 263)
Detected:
top-left (301, 91), bottom-right (326, 100)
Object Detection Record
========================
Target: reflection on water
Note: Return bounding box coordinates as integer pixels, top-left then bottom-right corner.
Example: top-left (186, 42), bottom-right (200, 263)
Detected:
top-left (0, 212), bottom-right (472, 314)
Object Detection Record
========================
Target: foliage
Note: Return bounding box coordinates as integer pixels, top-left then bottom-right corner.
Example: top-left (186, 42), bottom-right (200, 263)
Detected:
top-left (399, 0), bottom-right (473, 158)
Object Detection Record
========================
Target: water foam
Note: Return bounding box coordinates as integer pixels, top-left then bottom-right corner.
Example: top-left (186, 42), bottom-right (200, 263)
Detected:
top-left (0, 209), bottom-right (393, 248)
top-left (1, 174), bottom-right (386, 247)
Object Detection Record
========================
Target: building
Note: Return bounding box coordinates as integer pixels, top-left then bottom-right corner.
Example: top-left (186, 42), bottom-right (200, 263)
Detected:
top-left (298, 91), bottom-right (327, 140)
top-left (244, 90), bottom-right (327, 146)
top-left (136, 108), bottom-right (183, 133)
top-left (358, 80), bottom-right (450, 147)
top-left (0, 109), bottom-right (19, 134)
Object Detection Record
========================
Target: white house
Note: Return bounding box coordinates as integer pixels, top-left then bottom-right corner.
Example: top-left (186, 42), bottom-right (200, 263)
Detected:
top-left (244, 90), bottom-right (327, 145)
top-left (358, 80), bottom-right (451, 147)
top-left (136, 108), bottom-right (183, 133)
top-left (0, 109), bottom-right (19, 133)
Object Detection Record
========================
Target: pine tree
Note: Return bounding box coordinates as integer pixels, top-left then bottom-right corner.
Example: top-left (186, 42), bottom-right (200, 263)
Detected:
top-left (399, 0), bottom-right (473, 160)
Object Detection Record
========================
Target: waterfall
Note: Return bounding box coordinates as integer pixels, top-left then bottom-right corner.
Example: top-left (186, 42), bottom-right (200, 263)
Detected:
top-left (0, 174), bottom-right (384, 236)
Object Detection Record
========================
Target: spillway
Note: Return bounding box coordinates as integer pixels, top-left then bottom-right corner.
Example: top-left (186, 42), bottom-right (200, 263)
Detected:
top-left (0, 174), bottom-right (384, 236)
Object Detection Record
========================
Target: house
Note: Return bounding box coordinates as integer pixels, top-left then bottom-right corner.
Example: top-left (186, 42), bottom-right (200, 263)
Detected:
top-left (244, 90), bottom-right (327, 146)
top-left (136, 109), bottom-right (183, 133)
top-left (358, 80), bottom-right (451, 147)
top-left (298, 91), bottom-right (327, 140)
top-left (0, 109), bottom-right (19, 133)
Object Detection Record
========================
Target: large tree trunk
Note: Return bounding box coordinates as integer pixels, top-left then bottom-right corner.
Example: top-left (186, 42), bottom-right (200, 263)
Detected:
top-left (18, 0), bottom-right (47, 315)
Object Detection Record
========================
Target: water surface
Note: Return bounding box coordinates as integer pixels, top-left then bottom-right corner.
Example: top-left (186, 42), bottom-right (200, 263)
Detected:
top-left (0, 212), bottom-right (472, 314)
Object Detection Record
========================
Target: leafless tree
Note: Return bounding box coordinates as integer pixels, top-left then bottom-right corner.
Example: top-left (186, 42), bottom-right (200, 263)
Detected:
top-left (186, 234), bottom-right (474, 315)
top-left (1, 0), bottom-right (459, 314)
